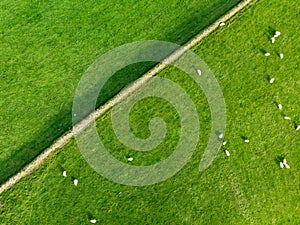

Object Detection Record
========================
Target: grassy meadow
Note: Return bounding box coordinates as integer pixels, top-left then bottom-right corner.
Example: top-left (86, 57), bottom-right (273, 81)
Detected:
top-left (0, 0), bottom-right (241, 183)
top-left (1, 0), bottom-right (300, 224)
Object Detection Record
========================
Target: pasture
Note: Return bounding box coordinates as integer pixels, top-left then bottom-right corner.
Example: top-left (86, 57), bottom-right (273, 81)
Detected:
top-left (1, 0), bottom-right (299, 224)
top-left (0, 0), bottom-right (241, 183)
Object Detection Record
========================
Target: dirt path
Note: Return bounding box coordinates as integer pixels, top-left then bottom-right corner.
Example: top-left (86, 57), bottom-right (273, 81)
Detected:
top-left (0, 0), bottom-right (254, 195)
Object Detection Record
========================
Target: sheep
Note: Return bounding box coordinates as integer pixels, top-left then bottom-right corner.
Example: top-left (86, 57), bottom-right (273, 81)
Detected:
top-left (218, 133), bottom-right (224, 140)
top-left (271, 37), bottom-right (275, 43)
top-left (274, 31), bottom-right (281, 37)
top-left (278, 104), bottom-right (283, 110)
top-left (62, 171), bottom-right (67, 177)
top-left (279, 162), bottom-right (284, 168)
top-left (127, 157), bottom-right (133, 162)
top-left (264, 52), bottom-right (271, 56)
top-left (224, 150), bottom-right (230, 157)
top-left (284, 163), bottom-right (290, 169)
top-left (283, 159), bottom-right (290, 169)
top-left (269, 78), bottom-right (275, 84)
top-left (90, 219), bottom-right (97, 224)
top-left (73, 179), bottom-right (78, 186)
top-left (196, 69), bottom-right (202, 76)
top-left (279, 53), bottom-right (284, 59)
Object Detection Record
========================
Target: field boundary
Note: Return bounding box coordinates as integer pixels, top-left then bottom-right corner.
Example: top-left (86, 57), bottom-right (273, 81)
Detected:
top-left (0, 0), bottom-right (254, 195)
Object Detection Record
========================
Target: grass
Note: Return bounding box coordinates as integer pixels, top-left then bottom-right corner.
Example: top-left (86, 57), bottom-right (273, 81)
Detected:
top-left (1, 0), bottom-right (300, 224)
top-left (0, 0), bottom-right (242, 183)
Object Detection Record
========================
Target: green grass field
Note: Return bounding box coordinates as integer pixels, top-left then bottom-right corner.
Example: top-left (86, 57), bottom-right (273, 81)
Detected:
top-left (0, 0), bottom-right (241, 183)
top-left (1, 0), bottom-right (300, 224)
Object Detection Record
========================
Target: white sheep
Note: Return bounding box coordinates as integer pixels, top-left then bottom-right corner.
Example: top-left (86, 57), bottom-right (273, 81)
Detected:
top-left (271, 37), bottom-right (275, 43)
top-left (296, 125), bottom-right (300, 131)
top-left (127, 157), bottom-right (133, 162)
top-left (218, 133), bottom-right (224, 140)
top-left (269, 78), bottom-right (275, 84)
top-left (283, 159), bottom-right (290, 168)
top-left (73, 179), bottom-right (78, 186)
top-left (274, 31), bottom-right (281, 37)
top-left (196, 69), bottom-right (202, 76)
top-left (62, 171), bottom-right (67, 177)
top-left (279, 162), bottom-right (284, 168)
top-left (244, 139), bottom-right (250, 143)
top-left (90, 219), bottom-right (97, 224)
top-left (224, 150), bottom-right (230, 157)
top-left (279, 53), bottom-right (284, 59)
top-left (278, 104), bottom-right (283, 110)
top-left (284, 163), bottom-right (290, 169)
top-left (284, 116), bottom-right (291, 120)
top-left (265, 52), bottom-right (271, 57)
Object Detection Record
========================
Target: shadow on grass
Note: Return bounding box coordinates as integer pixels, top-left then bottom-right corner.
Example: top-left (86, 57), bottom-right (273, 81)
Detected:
top-left (0, 62), bottom-right (155, 184)
top-left (1, 0), bottom-right (242, 184)
top-left (240, 135), bottom-right (249, 141)
top-left (0, 108), bottom-right (72, 184)
top-left (274, 154), bottom-right (287, 164)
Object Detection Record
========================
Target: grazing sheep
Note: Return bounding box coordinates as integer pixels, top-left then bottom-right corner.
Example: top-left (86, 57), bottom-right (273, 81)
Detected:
top-left (279, 53), bottom-right (284, 59)
top-left (284, 116), bottom-right (291, 120)
top-left (274, 31), bottom-right (281, 37)
top-left (279, 162), bottom-right (284, 168)
top-left (278, 104), bottom-right (283, 110)
top-left (271, 37), bottom-right (275, 43)
top-left (296, 125), bottom-right (300, 131)
top-left (219, 22), bottom-right (225, 26)
top-left (90, 219), bottom-right (97, 224)
top-left (265, 52), bottom-right (271, 56)
top-left (127, 157), bottom-right (133, 162)
top-left (224, 150), bottom-right (230, 157)
top-left (244, 139), bottom-right (250, 143)
top-left (284, 163), bottom-right (290, 169)
top-left (73, 179), bottom-right (78, 186)
top-left (269, 78), bottom-right (275, 84)
top-left (222, 141), bottom-right (227, 146)
top-left (218, 133), bottom-right (224, 140)
top-left (196, 69), bottom-right (202, 76)
top-left (283, 159), bottom-right (290, 168)
top-left (62, 171), bottom-right (67, 177)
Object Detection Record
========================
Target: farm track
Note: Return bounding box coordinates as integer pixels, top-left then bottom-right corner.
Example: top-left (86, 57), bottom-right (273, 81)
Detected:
top-left (0, 0), bottom-right (254, 195)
